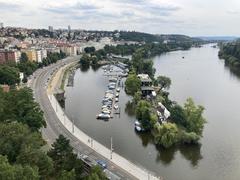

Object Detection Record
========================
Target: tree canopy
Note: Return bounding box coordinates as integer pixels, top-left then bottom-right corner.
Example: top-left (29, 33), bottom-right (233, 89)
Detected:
top-left (125, 72), bottom-right (141, 96)
top-left (0, 65), bottom-right (20, 85)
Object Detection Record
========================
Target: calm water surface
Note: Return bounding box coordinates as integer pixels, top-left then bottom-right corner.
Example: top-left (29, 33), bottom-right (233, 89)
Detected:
top-left (65, 44), bottom-right (240, 180)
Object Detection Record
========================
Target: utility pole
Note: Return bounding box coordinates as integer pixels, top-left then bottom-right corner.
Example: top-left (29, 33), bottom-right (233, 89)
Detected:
top-left (110, 137), bottom-right (113, 160)
top-left (63, 112), bottom-right (65, 125)
top-left (72, 116), bottom-right (74, 133)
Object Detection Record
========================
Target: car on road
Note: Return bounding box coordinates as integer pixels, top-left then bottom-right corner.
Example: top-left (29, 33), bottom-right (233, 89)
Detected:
top-left (96, 160), bottom-right (108, 169)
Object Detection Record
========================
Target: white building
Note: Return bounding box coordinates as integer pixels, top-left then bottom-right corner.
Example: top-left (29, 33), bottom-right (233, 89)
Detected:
top-left (0, 22), bottom-right (3, 28)
top-left (36, 50), bottom-right (42, 63)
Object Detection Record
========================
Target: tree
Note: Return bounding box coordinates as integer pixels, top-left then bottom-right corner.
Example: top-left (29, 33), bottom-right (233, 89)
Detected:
top-left (125, 72), bottom-right (141, 95)
top-left (153, 123), bottom-right (179, 148)
top-left (170, 104), bottom-right (187, 126)
top-left (86, 166), bottom-right (108, 180)
top-left (0, 87), bottom-right (46, 131)
top-left (84, 46), bottom-right (96, 53)
top-left (133, 91), bottom-right (142, 105)
top-left (0, 155), bottom-right (39, 180)
top-left (156, 76), bottom-right (171, 90)
top-left (0, 122), bottom-right (44, 163)
top-left (183, 98), bottom-right (206, 136)
top-left (135, 100), bottom-right (156, 129)
top-left (0, 65), bottom-right (20, 85)
top-left (20, 52), bottom-right (28, 62)
top-left (47, 135), bottom-right (83, 178)
top-left (79, 54), bottom-right (90, 67)
top-left (17, 148), bottom-right (54, 179)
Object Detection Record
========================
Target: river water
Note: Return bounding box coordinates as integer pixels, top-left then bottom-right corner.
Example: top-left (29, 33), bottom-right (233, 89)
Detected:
top-left (65, 44), bottom-right (240, 180)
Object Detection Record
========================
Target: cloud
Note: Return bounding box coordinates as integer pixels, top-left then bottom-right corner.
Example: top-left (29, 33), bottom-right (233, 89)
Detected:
top-left (0, 1), bottom-right (22, 10)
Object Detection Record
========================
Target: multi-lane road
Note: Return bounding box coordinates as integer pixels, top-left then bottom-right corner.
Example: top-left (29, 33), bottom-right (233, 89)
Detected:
top-left (30, 56), bottom-right (137, 180)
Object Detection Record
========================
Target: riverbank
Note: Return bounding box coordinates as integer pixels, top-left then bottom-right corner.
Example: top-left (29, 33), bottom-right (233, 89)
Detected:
top-left (47, 57), bottom-right (162, 180)
top-left (65, 45), bottom-right (240, 180)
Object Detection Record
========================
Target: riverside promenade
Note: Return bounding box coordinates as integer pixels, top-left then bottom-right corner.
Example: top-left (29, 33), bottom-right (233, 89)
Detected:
top-left (47, 61), bottom-right (162, 180)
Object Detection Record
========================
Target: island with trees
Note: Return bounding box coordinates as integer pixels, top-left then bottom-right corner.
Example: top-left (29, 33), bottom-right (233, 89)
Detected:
top-left (124, 46), bottom-right (206, 148)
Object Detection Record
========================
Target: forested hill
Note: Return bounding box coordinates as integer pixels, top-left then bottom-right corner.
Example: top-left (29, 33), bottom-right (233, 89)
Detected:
top-left (116, 31), bottom-right (203, 44)
top-left (219, 40), bottom-right (240, 68)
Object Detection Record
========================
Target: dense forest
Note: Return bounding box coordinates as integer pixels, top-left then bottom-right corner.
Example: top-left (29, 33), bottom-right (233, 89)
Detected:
top-left (0, 87), bottom-right (107, 179)
top-left (219, 40), bottom-right (240, 68)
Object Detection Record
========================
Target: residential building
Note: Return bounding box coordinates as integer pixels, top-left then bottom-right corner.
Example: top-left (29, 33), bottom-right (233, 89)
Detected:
top-left (36, 50), bottom-right (42, 63)
top-left (0, 22), bottom-right (3, 29)
top-left (0, 50), bottom-right (21, 64)
top-left (137, 74), bottom-right (155, 96)
top-left (24, 49), bottom-right (37, 62)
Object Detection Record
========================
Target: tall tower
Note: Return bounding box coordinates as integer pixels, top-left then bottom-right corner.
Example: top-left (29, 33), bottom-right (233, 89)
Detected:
top-left (48, 26), bottom-right (53, 32)
top-left (68, 25), bottom-right (71, 33)
top-left (0, 22), bottom-right (4, 28)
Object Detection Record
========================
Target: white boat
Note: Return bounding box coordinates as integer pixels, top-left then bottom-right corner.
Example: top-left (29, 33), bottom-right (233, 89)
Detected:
top-left (135, 126), bottom-right (142, 132)
top-left (134, 120), bottom-right (141, 126)
top-left (102, 110), bottom-right (111, 114)
top-left (115, 93), bottom-right (119, 97)
top-left (114, 104), bottom-right (119, 110)
top-left (97, 113), bottom-right (110, 119)
top-left (116, 88), bottom-right (120, 92)
top-left (115, 98), bottom-right (119, 102)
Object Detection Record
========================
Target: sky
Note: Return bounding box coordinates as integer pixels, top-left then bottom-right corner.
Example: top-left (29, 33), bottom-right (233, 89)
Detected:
top-left (0, 0), bottom-right (240, 36)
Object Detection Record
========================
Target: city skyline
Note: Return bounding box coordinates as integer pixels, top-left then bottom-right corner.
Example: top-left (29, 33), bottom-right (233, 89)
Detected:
top-left (0, 0), bottom-right (240, 36)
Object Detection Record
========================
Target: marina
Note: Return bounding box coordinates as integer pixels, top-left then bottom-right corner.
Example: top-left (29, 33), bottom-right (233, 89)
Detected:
top-left (97, 65), bottom-right (126, 120)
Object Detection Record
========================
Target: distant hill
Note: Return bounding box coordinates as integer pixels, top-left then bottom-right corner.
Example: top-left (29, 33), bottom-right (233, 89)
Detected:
top-left (195, 36), bottom-right (239, 41)
top-left (117, 31), bottom-right (202, 44)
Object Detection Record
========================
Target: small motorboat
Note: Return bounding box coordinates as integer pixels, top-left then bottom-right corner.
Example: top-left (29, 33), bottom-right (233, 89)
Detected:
top-left (114, 104), bottom-right (119, 110)
top-left (115, 98), bottom-right (119, 102)
top-left (135, 126), bottom-right (142, 132)
top-left (116, 88), bottom-right (120, 92)
top-left (115, 93), bottom-right (119, 97)
top-left (97, 113), bottom-right (110, 119)
top-left (102, 109), bottom-right (111, 114)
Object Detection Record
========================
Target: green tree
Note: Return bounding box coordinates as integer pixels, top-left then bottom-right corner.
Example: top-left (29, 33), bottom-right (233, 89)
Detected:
top-left (153, 123), bottom-right (179, 148)
top-left (0, 122), bottom-right (44, 163)
top-left (170, 104), bottom-right (187, 126)
top-left (84, 46), bottom-right (96, 53)
top-left (183, 98), bottom-right (206, 136)
top-left (155, 76), bottom-right (171, 90)
top-left (0, 155), bottom-right (39, 180)
top-left (86, 166), bottom-right (108, 180)
top-left (133, 91), bottom-right (142, 105)
top-left (0, 65), bottom-right (20, 85)
top-left (135, 100), bottom-right (156, 129)
top-left (20, 52), bottom-right (29, 62)
top-left (125, 72), bottom-right (141, 95)
top-left (17, 148), bottom-right (53, 179)
top-left (47, 135), bottom-right (83, 178)
top-left (0, 88), bottom-right (46, 131)
top-left (79, 54), bottom-right (90, 67)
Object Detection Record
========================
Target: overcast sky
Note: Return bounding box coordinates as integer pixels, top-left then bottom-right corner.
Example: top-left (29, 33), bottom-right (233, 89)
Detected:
top-left (0, 0), bottom-right (240, 36)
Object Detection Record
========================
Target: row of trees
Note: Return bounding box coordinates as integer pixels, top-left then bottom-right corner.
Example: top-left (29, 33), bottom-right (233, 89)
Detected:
top-left (219, 41), bottom-right (240, 68)
top-left (0, 51), bottom-right (66, 86)
top-left (0, 87), bottom-right (107, 179)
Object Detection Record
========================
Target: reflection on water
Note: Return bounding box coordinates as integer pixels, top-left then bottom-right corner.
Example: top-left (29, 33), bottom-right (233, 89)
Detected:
top-left (66, 44), bottom-right (240, 180)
